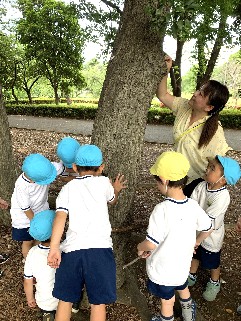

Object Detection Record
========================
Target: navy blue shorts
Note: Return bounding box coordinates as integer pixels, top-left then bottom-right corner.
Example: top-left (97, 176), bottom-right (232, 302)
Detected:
top-left (147, 279), bottom-right (188, 300)
top-left (53, 248), bottom-right (116, 304)
top-left (12, 227), bottom-right (34, 241)
top-left (193, 245), bottom-right (221, 269)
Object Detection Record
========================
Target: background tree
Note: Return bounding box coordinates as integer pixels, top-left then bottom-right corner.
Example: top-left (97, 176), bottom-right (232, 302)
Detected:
top-left (17, 0), bottom-right (85, 104)
top-left (212, 51), bottom-right (241, 103)
top-left (193, 0), bottom-right (238, 89)
top-left (165, 0), bottom-right (199, 96)
top-left (82, 58), bottom-right (107, 98)
top-left (15, 46), bottom-right (42, 104)
top-left (0, 32), bottom-right (20, 101)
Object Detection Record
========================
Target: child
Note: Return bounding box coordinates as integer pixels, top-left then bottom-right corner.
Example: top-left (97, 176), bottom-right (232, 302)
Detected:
top-left (189, 155), bottom-right (241, 301)
top-left (0, 197), bottom-right (9, 277)
top-left (47, 144), bottom-right (127, 321)
top-left (10, 153), bottom-right (64, 258)
top-left (56, 136), bottom-right (81, 182)
top-left (137, 151), bottom-right (213, 321)
top-left (24, 209), bottom-right (58, 321)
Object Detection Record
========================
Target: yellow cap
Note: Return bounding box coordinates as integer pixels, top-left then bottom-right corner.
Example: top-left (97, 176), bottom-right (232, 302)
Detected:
top-left (150, 151), bottom-right (190, 181)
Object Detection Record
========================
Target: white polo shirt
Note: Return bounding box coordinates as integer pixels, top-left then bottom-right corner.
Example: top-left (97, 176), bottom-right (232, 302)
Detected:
top-left (146, 197), bottom-right (212, 286)
top-left (56, 175), bottom-right (115, 253)
top-left (191, 181), bottom-right (230, 252)
top-left (11, 162), bottom-right (64, 229)
top-left (24, 244), bottom-right (59, 311)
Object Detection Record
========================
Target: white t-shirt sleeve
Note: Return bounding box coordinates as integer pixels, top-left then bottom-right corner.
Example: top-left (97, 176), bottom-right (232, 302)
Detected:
top-left (146, 204), bottom-right (166, 245)
top-left (15, 185), bottom-right (31, 211)
top-left (56, 185), bottom-right (69, 214)
top-left (104, 177), bottom-right (115, 203)
top-left (196, 206), bottom-right (212, 232)
top-left (24, 249), bottom-right (34, 279)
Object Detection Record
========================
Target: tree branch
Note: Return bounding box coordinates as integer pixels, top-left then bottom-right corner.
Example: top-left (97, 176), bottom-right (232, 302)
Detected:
top-left (100, 0), bottom-right (122, 14)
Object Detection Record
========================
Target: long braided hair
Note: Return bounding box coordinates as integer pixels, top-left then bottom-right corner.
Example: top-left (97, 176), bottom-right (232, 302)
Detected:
top-left (198, 80), bottom-right (229, 148)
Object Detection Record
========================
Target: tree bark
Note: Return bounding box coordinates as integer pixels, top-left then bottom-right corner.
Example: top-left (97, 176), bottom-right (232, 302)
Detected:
top-left (90, 0), bottom-right (168, 319)
top-left (0, 85), bottom-right (18, 225)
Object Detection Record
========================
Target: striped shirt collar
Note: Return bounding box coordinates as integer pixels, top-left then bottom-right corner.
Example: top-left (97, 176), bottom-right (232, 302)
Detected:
top-left (21, 173), bottom-right (32, 183)
top-left (38, 244), bottom-right (50, 250)
top-left (165, 197), bottom-right (188, 204)
top-left (75, 175), bottom-right (93, 180)
top-left (205, 182), bottom-right (227, 193)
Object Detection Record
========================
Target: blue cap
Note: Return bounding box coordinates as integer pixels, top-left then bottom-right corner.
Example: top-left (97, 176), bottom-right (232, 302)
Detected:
top-left (22, 154), bottom-right (57, 185)
top-left (217, 155), bottom-right (241, 185)
top-left (29, 210), bottom-right (56, 241)
top-left (57, 137), bottom-right (81, 168)
top-left (75, 144), bottom-right (103, 166)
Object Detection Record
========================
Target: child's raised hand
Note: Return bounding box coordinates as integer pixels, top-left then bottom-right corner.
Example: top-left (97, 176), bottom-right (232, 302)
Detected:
top-left (236, 217), bottom-right (241, 234)
top-left (112, 174), bottom-right (127, 193)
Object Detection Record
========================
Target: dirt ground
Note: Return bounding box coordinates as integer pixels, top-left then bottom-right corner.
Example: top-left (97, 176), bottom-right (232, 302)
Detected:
top-left (0, 128), bottom-right (241, 321)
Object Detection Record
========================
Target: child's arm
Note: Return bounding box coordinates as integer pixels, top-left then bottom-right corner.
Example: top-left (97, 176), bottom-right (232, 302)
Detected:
top-left (24, 278), bottom-right (36, 308)
top-left (24, 209), bottom-right (34, 220)
top-left (109, 174), bottom-right (127, 205)
top-left (137, 239), bottom-right (156, 258)
top-left (48, 211), bottom-right (67, 269)
top-left (0, 197), bottom-right (8, 209)
top-left (195, 229), bottom-right (213, 251)
top-left (236, 217), bottom-right (241, 234)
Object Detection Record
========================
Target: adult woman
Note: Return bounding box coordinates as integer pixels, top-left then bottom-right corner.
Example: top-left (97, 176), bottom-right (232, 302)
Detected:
top-left (157, 56), bottom-right (231, 196)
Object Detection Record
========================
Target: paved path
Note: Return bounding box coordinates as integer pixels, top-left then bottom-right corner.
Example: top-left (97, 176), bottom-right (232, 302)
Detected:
top-left (8, 114), bottom-right (241, 151)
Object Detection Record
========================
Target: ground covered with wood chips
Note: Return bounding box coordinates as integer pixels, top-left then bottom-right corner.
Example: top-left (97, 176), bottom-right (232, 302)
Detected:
top-left (0, 128), bottom-right (241, 321)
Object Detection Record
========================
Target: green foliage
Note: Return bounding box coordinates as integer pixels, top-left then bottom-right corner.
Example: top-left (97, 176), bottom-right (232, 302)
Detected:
top-left (16, 0), bottom-right (85, 103)
top-left (82, 58), bottom-right (107, 98)
top-left (182, 65), bottom-right (198, 93)
top-left (212, 50), bottom-right (241, 99)
top-left (75, 0), bottom-right (122, 57)
top-left (0, 32), bottom-right (18, 92)
top-left (5, 103), bottom-right (98, 120)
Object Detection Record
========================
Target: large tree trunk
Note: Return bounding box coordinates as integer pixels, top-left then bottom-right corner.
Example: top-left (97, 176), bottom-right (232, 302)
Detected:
top-left (91, 0), bottom-right (168, 319)
top-left (0, 85), bottom-right (17, 225)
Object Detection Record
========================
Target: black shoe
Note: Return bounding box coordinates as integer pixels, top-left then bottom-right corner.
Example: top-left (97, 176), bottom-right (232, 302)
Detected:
top-left (0, 254), bottom-right (9, 264)
top-left (72, 301), bottom-right (80, 314)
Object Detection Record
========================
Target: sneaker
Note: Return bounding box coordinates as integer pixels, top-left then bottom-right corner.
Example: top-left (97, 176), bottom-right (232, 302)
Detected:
top-left (0, 270), bottom-right (3, 277)
top-left (72, 301), bottom-right (80, 313)
top-left (202, 281), bottom-right (220, 301)
top-left (42, 312), bottom-right (55, 321)
top-left (181, 299), bottom-right (196, 321)
top-left (237, 305), bottom-right (241, 315)
top-left (188, 275), bottom-right (197, 287)
top-left (0, 254), bottom-right (9, 264)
